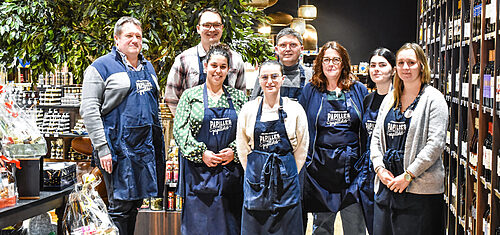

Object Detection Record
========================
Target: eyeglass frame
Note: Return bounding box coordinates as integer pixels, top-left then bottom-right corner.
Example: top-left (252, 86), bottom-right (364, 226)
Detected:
top-left (322, 57), bottom-right (342, 65)
top-left (199, 22), bottom-right (223, 30)
top-left (259, 73), bottom-right (283, 81)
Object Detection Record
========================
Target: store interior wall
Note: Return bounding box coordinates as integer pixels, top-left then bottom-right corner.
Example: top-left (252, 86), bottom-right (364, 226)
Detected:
top-left (265, 0), bottom-right (418, 64)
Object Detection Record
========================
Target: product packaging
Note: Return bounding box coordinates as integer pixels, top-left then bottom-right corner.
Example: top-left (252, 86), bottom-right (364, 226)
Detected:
top-left (62, 174), bottom-right (118, 235)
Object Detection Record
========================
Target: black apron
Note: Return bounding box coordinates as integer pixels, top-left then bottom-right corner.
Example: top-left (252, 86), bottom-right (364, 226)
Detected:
top-left (374, 85), bottom-right (444, 235)
top-left (354, 93), bottom-right (382, 234)
top-left (303, 91), bottom-right (362, 213)
top-left (180, 84), bottom-right (243, 235)
top-left (102, 65), bottom-right (165, 200)
top-left (242, 98), bottom-right (303, 235)
top-left (280, 65), bottom-right (306, 100)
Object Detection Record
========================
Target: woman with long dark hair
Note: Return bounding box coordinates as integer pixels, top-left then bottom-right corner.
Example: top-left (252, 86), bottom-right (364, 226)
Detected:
top-left (355, 47), bottom-right (396, 234)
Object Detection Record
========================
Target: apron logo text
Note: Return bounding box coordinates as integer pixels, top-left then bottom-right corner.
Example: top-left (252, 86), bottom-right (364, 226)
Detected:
top-left (366, 120), bottom-right (377, 136)
top-left (259, 132), bottom-right (281, 149)
top-left (387, 121), bottom-right (406, 137)
top-left (327, 111), bottom-right (350, 126)
top-left (136, 80), bottom-right (153, 95)
top-left (209, 118), bottom-right (232, 135)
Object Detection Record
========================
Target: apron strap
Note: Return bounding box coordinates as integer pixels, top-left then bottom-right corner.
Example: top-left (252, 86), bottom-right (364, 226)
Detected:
top-left (298, 65), bottom-right (306, 90)
top-left (197, 50), bottom-right (207, 85)
top-left (256, 97), bottom-right (285, 122)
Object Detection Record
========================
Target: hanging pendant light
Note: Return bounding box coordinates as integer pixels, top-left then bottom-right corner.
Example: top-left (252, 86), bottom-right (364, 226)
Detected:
top-left (268, 12), bottom-right (293, 26)
top-left (290, 18), bottom-right (306, 35)
top-left (258, 24), bottom-right (272, 35)
top-left (298, 4), bottom-right (317, 20)
top-left (303, 24), bottom-right (318, 51)
top-left (248, 0), bottom-right (278, 10)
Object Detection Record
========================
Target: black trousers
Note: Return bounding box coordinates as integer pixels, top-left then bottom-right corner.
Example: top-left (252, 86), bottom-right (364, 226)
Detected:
top-left (101, 168), bottom-right (143, 235)
top-left (373, 186), bottom-right (445, 235)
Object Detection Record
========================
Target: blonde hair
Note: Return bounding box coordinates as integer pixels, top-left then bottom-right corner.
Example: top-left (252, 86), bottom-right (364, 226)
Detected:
top-left (393, 43), bottom-right (431, 107)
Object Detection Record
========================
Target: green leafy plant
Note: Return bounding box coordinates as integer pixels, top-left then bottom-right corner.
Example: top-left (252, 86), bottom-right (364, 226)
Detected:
top-left (0, 0), bottom-right (274, 90)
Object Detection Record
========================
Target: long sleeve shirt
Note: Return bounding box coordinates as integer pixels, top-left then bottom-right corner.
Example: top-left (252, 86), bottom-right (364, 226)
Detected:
top-left (165, 43), bottom-right (246, 115)
top-left (80, 47), bottom-right (160, 159)
top-left (173, 85), bottom-right (247, 163)
top-left (236, 97), bottom-right (309, 172)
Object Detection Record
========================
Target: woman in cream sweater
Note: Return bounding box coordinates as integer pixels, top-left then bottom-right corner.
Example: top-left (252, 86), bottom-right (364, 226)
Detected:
top-left (236, 60), bottom-right (309, 235)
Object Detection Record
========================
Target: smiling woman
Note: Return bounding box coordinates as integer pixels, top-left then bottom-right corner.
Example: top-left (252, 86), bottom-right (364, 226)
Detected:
top-left (173, 43), bottom-right (247, 235)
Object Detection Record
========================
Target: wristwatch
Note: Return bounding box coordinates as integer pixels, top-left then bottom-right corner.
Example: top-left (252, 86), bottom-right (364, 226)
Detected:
top-left (404, 170), bottom-right (414, 182)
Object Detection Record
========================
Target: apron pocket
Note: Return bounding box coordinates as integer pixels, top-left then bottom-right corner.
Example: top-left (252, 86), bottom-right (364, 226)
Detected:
top-left (274, 174), bottom-right (300, 208)
top-left (188, 162), bottom-right (221, 195)
top-left (221, 162), bottom-right (243, 194)
top-left (123, 124), bottom-right (154, 162)
top-left (243, 179), bottom-right (270, 210)
top-left (307, 146), bottom-right (350, 192)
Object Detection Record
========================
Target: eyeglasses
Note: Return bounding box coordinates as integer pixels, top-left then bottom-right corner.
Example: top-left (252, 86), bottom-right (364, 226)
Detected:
top-left (200, 23), bottom-right (223, 30)
top-left (259, 73), bottom-right (282, 81)
top-left (322, 57), bottom-right (342, 65)
top-left (277, 43), bottom-right (300, 49)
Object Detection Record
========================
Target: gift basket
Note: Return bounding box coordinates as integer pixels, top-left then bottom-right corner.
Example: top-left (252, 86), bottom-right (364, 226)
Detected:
top-left (0, 85), bottom-right (47, 158)
top-left (0, 155), bottom-right (21, 209)
top-left (62, 174), bottom-right (118, 235)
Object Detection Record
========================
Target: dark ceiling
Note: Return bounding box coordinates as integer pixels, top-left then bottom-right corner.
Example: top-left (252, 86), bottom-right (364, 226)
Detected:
top-left (263, 0), bottom-right (418, 64)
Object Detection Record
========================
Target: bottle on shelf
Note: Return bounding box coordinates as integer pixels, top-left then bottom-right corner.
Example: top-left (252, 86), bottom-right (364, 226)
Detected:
top-left (484, 50), bottom-right (494, 108)
top-left (482, 193), bottom-right (491, 234)
top-left (470, 118), bottom-right (479, 168)
top-left (455, 66), bottom-right (460, 97)
top-left (497, 66), bottom-right (500, 110)
top-left (483, 122), bottom-right (493, 183)
top-left (484, 0), bottom-right (495, 34)
top-left (464, 8), bottom-right (471, 41)
top-left (462, 61), bottom-right (469, 101)
top-left (472, 53), bottom-right (481, 105)
top-left (473, 0), bottom-right (482, 38)
top-left (448, 14), bottom-right (454, 45)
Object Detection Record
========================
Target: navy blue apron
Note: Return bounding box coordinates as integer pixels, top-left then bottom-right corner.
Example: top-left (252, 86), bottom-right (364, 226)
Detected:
top-left (374, 85), bottom-right (444, 235)
top-left (280, 65), bottom-right (306, 100)
top-left (354, 94), bottom-right (381, 235)
top-left (304, 91), bottom-right (362, 212)
top-left (102, 65), bottom-right (165, 201)
top-left (242, 98), bottom-right (302, 235)
top-left (180, 84), bottom-right (243, 235)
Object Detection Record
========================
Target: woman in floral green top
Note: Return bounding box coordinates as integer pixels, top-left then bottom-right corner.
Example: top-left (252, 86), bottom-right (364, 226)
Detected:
top-left (173, 43), bottom-right (246, 235)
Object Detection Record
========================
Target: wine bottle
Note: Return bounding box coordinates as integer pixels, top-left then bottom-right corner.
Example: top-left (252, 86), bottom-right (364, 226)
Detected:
top-left (472, 54), bottom-right (481, 105)
top-left (462, 61), bottom-right (469, 101)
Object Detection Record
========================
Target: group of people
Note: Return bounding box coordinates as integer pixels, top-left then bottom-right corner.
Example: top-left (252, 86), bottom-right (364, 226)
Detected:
top-left (80, 8), bottom-right (448, 235)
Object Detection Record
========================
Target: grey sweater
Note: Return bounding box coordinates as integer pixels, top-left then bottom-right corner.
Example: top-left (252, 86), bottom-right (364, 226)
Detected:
top-left (370, 85), bottom-right (448, 194)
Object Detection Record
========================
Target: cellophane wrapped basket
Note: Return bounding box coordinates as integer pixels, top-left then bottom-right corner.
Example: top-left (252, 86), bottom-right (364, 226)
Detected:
top-left (62, 174), bottom-right (118, 235)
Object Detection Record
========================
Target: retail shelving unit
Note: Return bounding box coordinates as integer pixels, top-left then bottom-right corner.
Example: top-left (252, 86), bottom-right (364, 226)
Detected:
top-left (418, 0), bottom-right (500, 234)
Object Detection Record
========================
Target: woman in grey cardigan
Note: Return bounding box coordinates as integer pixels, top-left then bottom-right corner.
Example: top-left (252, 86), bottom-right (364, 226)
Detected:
top-left (370, 43), bottom-right (448, 235)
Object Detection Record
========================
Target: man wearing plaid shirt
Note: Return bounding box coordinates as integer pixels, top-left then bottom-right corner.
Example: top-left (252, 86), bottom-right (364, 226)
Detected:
top-left (164, 8), bottom-right (246, 115)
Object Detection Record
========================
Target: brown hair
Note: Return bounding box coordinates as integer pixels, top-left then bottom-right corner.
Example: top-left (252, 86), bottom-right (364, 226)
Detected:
top-left (393, 43), bottom-right (431, 107)
top-left (311, 41), bottom-right (357, 92)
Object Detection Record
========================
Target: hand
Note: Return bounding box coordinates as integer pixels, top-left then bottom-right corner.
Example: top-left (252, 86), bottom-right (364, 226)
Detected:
top-left (377, 167), bottom-right (395, 186)
top-left (216, 148), bottom-right (234, 165)
top-left (387, 174), bottom-right (411, 193)
top-left (202, 150), bottom-right (222, 167)
top-left (100, 154), bottom-right (113, 174)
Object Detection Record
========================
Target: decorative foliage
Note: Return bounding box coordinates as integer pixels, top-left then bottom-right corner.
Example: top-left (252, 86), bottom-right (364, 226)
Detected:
top-left (0, 0), bottom-right (274, 89)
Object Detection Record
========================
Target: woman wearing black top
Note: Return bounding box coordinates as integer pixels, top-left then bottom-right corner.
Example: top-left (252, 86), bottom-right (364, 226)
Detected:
top-left (356, 48), bottom-right (395, 234)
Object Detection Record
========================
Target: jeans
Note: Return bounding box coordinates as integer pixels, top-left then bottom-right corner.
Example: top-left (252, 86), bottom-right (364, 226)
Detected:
top-left (101, 167), bottom-right (143, 235)
top-left (312, 202), bottom-right (366, 235)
